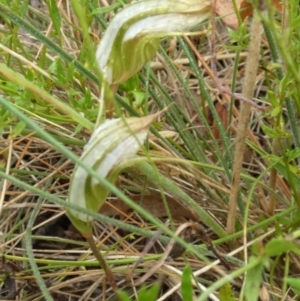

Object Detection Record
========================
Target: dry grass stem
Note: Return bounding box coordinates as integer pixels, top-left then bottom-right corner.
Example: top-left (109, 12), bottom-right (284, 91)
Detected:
top-left (227, 13), bottom-right (263, 234)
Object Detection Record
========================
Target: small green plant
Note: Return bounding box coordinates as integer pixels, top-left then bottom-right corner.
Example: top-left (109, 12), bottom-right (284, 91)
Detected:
top-left (117, 284), bottom-right (160, 301)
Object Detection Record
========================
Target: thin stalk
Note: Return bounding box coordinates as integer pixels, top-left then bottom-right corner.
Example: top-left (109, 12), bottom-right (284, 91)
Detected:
top-left (268, 139), bottom-right (279, 215)
top-left (26, 196), bottom-right (54, 301)
top-left (229, 50), bottom-right (240, 125)
top-left (84, 234), bottom-right (120, 299)
top-left (3, 253), bottom-right (162, 268)
top-left (282, 253), bottom-right (290, 295)
top-left (227, 13), bottom-right (263, 234)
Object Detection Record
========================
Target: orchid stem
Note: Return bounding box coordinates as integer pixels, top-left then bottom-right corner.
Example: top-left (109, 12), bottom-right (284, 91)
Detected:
top-left (85, 234), bottom-right (120, 299)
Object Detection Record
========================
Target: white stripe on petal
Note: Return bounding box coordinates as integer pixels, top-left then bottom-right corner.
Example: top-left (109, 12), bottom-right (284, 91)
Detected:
top-left (123, 13), bottom-right (209, 42)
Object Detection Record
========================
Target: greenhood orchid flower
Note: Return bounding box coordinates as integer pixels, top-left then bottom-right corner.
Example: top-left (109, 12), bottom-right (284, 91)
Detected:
top-left (67, 113), bottom-right (162, 235)
top-left (96, 0), bottom-right (211, 84)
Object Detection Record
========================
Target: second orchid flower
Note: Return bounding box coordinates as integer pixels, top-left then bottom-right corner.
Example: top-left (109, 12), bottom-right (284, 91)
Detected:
top-left (96, 0), bottom-right (211, 84)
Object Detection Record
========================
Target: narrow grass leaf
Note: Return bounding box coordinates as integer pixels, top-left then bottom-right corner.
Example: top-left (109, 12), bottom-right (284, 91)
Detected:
top-left (181, 265), bottom-right (193, 301)
top-left (9, 120), bottom-right (26, 138)
top-left (137, 284), bottom-right (160, 301)
top-left (48, 0), bottom-right (61, 38)
top-left (286, 278), bottom-right (300, 295)
top-left (117, 290), bottom-right (131, 301)
top-left (92, 2), bottom-right (121, 15)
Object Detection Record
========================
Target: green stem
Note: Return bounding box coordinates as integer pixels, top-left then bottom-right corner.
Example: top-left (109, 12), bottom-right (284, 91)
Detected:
top-left (26, 196), bottom-right (54, 301)
top-left (85, 235), bottom-right (120, 299)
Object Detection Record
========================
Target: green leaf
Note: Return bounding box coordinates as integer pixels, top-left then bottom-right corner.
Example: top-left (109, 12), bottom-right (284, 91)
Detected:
top-left (270, 106), bottom-right (281, 117)
top-left (137, 284), bottom-right (160, 301)
top-left (117, 290), bottom-right (131, 301)
top-left (56, 58), bottom-right (65, 84)
top-left (265, 237), bottom-right (300, 256)
top-left (9, 120), bottom-right (26, 138)
top-left (49, 0), bottom-right (61, 37)
top-left (244, 256), bottom-right (264, 301)
top-left (286, 277), bottom-right (300, 295)
top-left (267, 90), bottom-right (279, 107)
top-left (265, 155), bottom-right (300, 190)
top-left (131, 90), bottom-right (146, 107)
top-left (181, 265), bottom-right (193, 301)
top-left (226, 24), bottom-right (249, 50)
top-left (66, 61), bottom-right (75, 83)
top-left (260, 123), bottom-right (282, 139)
top-left (92, 2), bottom-right (121, 14)
top-left (285, 148), bottom-right (300, 161)
top-left (219, 282), bottom-right (235, 301)
top-left (0, 80), bottom-right (20, 95)
top-left (279, 75), bottom-right (292, 100)
top-left (119, 75), bottom-right (140, 92)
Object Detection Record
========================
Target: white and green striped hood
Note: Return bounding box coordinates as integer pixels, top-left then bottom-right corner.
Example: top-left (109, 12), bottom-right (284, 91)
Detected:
top-left (96, 0), bottom-right (211, 84)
